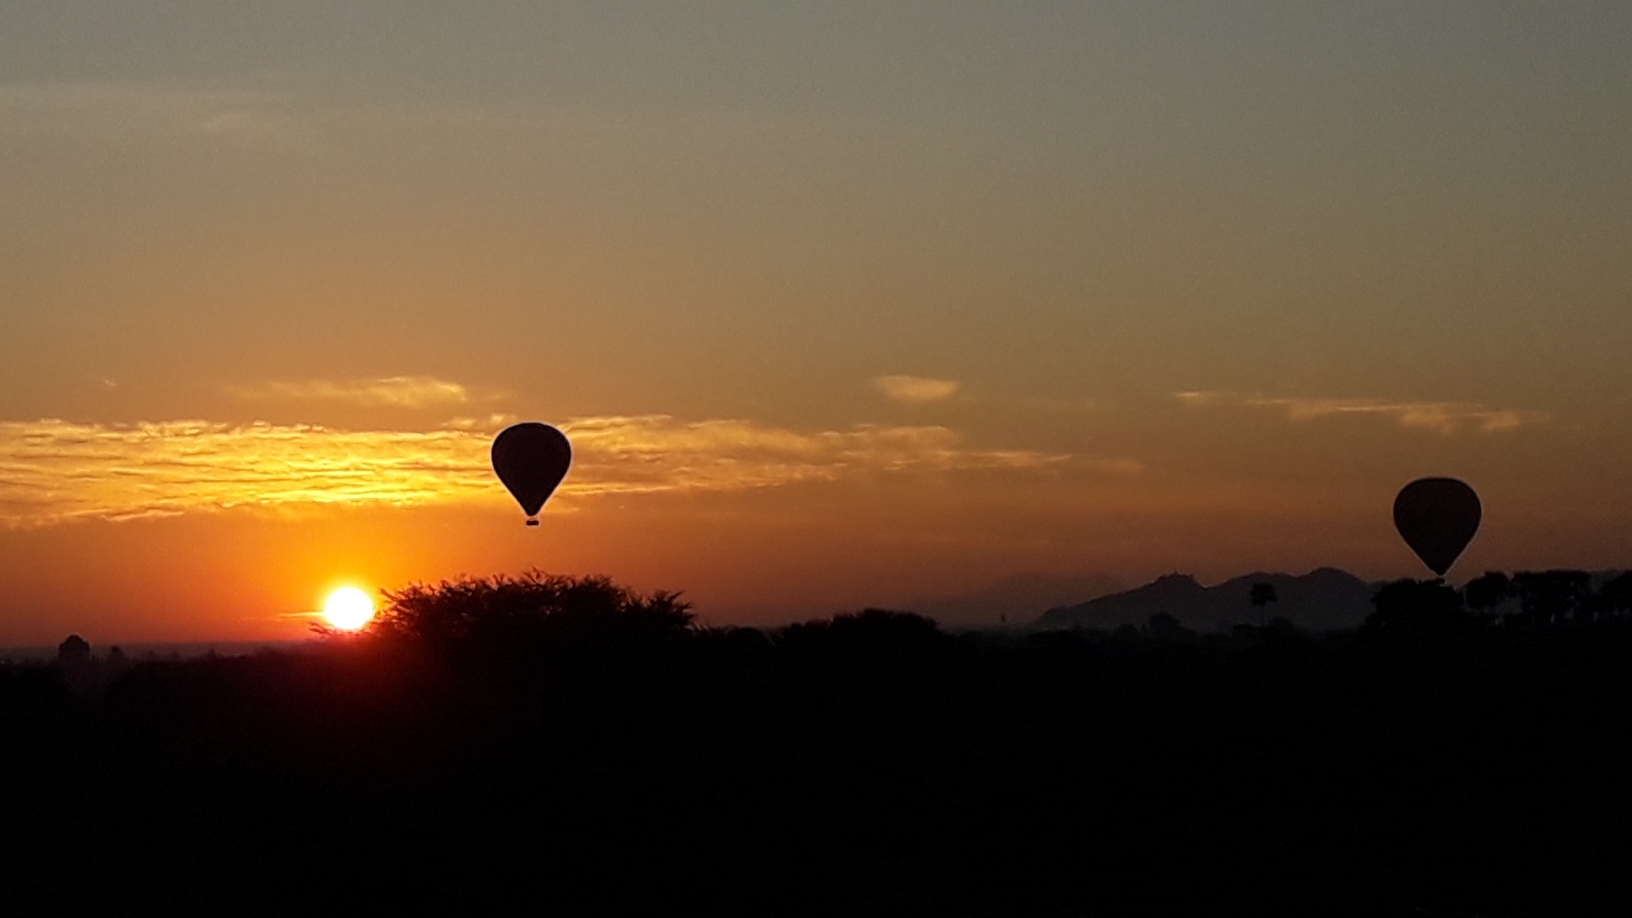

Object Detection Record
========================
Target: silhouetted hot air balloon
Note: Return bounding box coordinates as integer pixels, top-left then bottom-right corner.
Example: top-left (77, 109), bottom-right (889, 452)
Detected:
top-left (1393, 477), bottom-right (1481, 577)
top-left (491, 422), bottom-right (572, 526)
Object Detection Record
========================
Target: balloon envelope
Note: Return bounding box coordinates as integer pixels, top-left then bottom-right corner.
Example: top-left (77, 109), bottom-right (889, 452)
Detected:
top-left (1392, 477), bottom-right (1481, 577)
top-left (491, 423), bottom-right (572, 524)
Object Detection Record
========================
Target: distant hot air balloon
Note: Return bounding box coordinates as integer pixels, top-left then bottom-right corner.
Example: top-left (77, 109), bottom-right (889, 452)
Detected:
top-left (491, 422), bottom-right (572, 526)
top-left (1392, 477), bottom-right (1481, 577)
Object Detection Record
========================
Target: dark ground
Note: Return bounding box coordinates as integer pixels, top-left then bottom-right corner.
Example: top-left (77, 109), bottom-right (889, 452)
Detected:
top-left (4, 612), bottom-right (1631, 916)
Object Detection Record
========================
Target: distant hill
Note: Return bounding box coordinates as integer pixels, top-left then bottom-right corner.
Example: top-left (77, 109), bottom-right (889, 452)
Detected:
top-left (1035, 568), bottom-right (1379, 633)
top-left (904, 571), bottom-right (1123, 628)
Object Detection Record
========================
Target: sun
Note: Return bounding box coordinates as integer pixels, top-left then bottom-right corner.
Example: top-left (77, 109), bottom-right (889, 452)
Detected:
top-left (322, 587), bottom-right (376, 631)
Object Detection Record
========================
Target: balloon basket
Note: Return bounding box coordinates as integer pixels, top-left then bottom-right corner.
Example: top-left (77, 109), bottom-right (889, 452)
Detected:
top-left (525, 519), bottom-right (539, 527)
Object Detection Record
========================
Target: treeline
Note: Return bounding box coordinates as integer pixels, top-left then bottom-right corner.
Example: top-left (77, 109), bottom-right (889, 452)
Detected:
top-left (1365, 569), bottom-right (1632, 634)
top-left (6, 571), bottom-right (1632, 915)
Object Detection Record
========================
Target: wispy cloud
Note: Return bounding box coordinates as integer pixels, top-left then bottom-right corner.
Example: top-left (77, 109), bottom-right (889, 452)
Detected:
top-left (227, 377), bottom-right (484, 409)
top-left (1174, 391), bottom-right (1547, 435)
top-left (0, 77), bottom-right (885, 156)
top-left (0, 415), bottom-right (1079, 527)
top-left (0, 78), bottom-right (612, 150)
top-left (0, 80), bottom-right (318, 149)
top-left (873, 375), bottom-right (960, 404)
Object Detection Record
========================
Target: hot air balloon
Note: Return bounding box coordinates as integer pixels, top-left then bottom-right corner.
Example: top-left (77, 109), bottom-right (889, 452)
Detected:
top-left (1392, 477), bottom-right (1481, 577)
top-left (491, 422), bottom-right (572, 526)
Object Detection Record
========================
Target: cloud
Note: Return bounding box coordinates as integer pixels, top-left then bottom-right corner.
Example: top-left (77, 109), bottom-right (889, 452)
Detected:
top-left (560, 415), bottom-right (1071, 496)
top-left (228, 377), bottom-right (482, 409)
top-left (0, 415), bottom-right (1080, 527)
top-left (194, 108), bottom-right (311, 147)
top-left (442, 414), bottom-right (518, 431)
top-left (1174, 391), bottom-right (1547, 435)
top-left (1073, 457), bottom-right (1146, 476)
top-left (873, 375), bottom-right (960, 404)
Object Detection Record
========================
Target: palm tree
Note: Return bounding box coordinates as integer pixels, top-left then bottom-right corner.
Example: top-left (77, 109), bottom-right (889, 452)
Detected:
top-left (1250, 582), bottom-right (1278, 628)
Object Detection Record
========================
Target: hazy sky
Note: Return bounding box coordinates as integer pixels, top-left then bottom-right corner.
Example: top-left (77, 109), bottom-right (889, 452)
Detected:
top-left (3, 2), bottom-right (1630, 643)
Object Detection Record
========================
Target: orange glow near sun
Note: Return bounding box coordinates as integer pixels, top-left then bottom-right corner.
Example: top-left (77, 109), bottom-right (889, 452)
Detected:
top-left (322, 587), bottom-right (376, 631)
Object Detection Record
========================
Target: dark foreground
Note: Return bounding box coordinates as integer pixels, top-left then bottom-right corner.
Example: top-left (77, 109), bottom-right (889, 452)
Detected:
top-left (5, 613), bottom-right (1632, 916)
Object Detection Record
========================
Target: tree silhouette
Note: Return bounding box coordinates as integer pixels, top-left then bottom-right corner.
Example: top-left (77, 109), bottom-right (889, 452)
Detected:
top-left (1364, 579), bottom-right (1467, 635)
top-left (1577, 590), bottom-right (1613, 623)
top-left (778, 608), bottom-right (948, 655)
top-left (57, 634), bottom-right (90, 665)
top-left (1249, 582), bottom-right (1277, 628)
top-left (1463, 571), bottom-right (1512, 617)
top-left (1602, 572), bottom-right (1632, 617)
top-left (1512, 570), bottom-right (1592, 626)
top-left (366, 570), bottom-right (692, 651)
top-left (1145, 611), bottom-right (1191, 640)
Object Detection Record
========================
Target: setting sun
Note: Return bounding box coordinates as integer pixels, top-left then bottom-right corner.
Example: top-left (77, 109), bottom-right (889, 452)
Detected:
top-left (322, 587), bottom-right (375, 631)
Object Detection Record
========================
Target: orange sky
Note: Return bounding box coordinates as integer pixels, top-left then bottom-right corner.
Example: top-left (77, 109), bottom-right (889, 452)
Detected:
top-left (3, 4), bottom-right (1631, 644)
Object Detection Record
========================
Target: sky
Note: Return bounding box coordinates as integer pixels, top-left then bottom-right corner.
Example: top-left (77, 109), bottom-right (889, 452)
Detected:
top-left (3, 2), bottom-right (1630, 643)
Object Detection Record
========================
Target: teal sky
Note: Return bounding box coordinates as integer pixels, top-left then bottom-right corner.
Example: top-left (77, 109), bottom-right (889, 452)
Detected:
top-left (2, 3), bottom-right (1630, 641)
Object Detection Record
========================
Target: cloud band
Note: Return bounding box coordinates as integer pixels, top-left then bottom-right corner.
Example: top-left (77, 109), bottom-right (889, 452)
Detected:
top-left (0, 415), bottom-right (1072, 527)
top-left (1174, 391), bottom-right (1546, 435)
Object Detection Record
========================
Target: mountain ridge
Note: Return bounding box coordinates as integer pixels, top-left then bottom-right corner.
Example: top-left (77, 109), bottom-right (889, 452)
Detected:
top-left (1034, 567), bottom-right (1380, 633)
top-left (903, 571), bottom-right (1124, 627)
